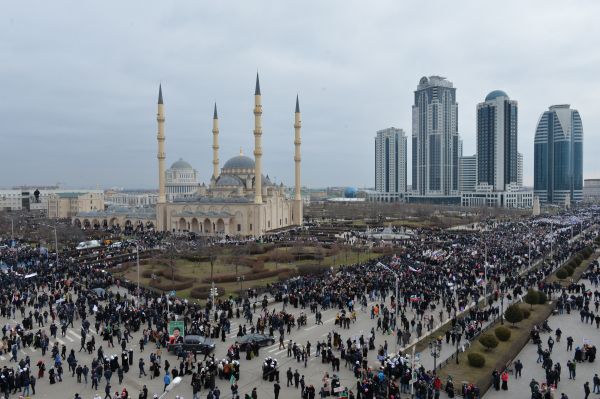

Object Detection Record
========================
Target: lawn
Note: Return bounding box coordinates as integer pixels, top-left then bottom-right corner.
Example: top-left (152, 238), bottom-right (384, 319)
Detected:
top-left (110, 244), bottom-right (383, 302)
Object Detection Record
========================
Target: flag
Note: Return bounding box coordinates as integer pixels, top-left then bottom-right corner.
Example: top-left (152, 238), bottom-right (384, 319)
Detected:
top-left (408, 266), bottom-right (420, 273)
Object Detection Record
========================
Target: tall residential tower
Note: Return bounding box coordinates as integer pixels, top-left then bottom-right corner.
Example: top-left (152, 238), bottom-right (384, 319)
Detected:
top-left (476, 90), bottom-right (519, 191)
top-left (374, 127), bottom-right (407, 202)
top-left (411, 76), bottom-right (460, 202)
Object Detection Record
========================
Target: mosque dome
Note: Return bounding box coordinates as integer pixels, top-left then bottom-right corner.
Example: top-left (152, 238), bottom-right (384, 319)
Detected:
top-left (170, 158), bottom-right (193, 170)
top-left (216, 174), bottom-right (244, 186)
top-left (223, 154), bottom-right (255, 170)
top-left (485, 90), bottom-right (509, 101)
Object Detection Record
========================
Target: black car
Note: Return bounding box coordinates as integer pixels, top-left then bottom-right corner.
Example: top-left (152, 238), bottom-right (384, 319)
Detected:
top-left (167, 335), bottom-right (215, 355)
top-left (234, 333), bottom-right (276, 350)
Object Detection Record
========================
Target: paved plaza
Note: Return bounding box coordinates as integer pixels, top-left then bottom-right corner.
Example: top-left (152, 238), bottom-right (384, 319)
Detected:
top-left (483, 296), bottom-right (600, 399)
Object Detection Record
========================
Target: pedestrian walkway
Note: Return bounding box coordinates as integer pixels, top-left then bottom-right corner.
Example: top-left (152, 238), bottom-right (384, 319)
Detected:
top-left (484, 307), bottom-right (600, 399)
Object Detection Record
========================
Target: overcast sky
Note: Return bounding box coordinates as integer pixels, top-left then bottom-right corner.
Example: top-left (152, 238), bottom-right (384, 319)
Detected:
top-left (1, 0), bottom-right (599, 190)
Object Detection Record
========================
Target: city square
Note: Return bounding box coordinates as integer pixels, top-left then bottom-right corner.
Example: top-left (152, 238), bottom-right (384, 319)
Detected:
top-left (2, 2), bottom-right (600, 398)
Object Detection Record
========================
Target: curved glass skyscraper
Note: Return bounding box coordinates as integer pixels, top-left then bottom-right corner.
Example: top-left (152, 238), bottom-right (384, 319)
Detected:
top-left (533, 105), bottom-right (583, 204)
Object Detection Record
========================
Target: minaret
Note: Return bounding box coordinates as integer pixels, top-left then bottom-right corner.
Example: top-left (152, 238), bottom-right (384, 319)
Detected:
top-left (157, 84), bottom-right (166, 204)
top-left (253, 73), bottom-right (263, 204)
top-left (212, 103), bottom-right (220, 180)
top-left (293, 95), bottom-right (303, 224)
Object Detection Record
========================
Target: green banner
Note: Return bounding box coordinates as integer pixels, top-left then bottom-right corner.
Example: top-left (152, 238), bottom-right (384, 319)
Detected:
top-left (168, 321), bottom-right (185, 338)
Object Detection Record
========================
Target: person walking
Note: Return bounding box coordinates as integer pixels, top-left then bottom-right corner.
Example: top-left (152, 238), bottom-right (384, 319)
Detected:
top-left (584, 381), bottom-right (591, 399)
top-left (514, 359), bottom-right (523, 378)
top-left (104, 382), bottom-right (112, 399)
top-left (139, 358), bottom-right (147, 378)
top-left (567, 360), bottom-right (576, 380)
top-left (274, 381), bottom-right (281, 399)
top-left (163, 372), bottom-right (171, 392)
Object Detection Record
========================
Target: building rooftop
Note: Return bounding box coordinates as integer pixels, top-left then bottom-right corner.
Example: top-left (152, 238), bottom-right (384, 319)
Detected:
top-left (170, 158), bottom-right (193, 170)
top-left (485, 90), bottom-right (509, 101)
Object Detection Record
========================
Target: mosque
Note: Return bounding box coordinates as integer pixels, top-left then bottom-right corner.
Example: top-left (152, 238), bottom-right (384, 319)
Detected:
top-left (73, 74), bottom-right (303, 236)
top-left (154, 74), bottom-right (303, 236)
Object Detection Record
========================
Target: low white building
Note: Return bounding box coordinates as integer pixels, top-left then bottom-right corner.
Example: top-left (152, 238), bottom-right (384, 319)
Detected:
top-left (105, 191), bottom-right (158, 207)
top-left (1, 188), bottom-right (104, 213)
top-left (461, 188), bottom-right (533, 208)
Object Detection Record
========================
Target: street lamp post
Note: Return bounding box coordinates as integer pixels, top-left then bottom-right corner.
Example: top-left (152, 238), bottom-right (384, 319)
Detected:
top-left (429, 339), bottom-right (442, 372)
top-left (136, 242), bottom-right (140, 303)
top-left (453, 325), bottom-right (461, 364)
top-left (500, 292), bottom-right (505, 325)
top-left (378, 262), bottom-right (400, 353)
top-left (40, 223), bottom-right (59, 268)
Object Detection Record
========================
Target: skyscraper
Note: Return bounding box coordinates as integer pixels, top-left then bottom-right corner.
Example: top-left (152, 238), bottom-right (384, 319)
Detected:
top-left (476, 90), bottom-right (518, 191)
top-left (534, 105), bottom-right (583, 205)
top-left (411, 76), bottom-right (460, 201)
top-left (374, 127), bottom-right (407, 202)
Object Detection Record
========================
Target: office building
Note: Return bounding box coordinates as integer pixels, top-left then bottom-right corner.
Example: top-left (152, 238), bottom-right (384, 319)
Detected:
top-left (583, 179), bottom-right (600, 202)
top-left (410, 76), bottom-right (460, 203)
top-left (461, 91), bottom-right (532, 208)
top-left (534, 105), bottom-right (583, 205)
top-left (459, 155), bottom-right (477, 193)
top-left (373, 127), bottom-right (407, 202)
top-left (476, 90), bottom-right (518, 192)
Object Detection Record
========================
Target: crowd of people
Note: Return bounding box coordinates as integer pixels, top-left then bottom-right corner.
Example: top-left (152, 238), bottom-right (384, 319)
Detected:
top-left (0, 207), bottom-right (597, 399)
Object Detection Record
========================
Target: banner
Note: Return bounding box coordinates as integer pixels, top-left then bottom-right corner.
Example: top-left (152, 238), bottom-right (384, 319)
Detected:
top-left (168, 320), bottom-right (185, 339)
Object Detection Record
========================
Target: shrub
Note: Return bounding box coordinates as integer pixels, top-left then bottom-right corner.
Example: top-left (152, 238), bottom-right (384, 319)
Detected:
top-left (149, 279), bottom-right (194, 291)
top-left (537, 291), bottom-right (548, 304)
top-left (296, 264), bottom-right (329, 276)
top-left (479, 334), bottom-right (499, 350)
top-left (556, 269), bottom-right (568, 279)
top-left (468, 352), bottom-right (486, 368)
top-left (190, 286), bottom-right (224, 299)
top-left (505, 304), bottom-right (524, 325)
top-left (494, 326), bottom-right (511, 342)
top-left (525, 289), bottom-right (540, 308)
top-left (522, 308), bottom-right (531, 319)
top-left (564, 266), bottom-right (574, 276)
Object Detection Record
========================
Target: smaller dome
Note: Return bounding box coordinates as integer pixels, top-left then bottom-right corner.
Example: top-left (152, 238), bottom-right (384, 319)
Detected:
top-left (170, 158), bottom-right (193, 170)
top-left (485, 90), bottom-right (509, 101)
top-left (344, 187), bottom-right (358, 198)
top-left (216, 174), bottom-right (243, 187)
top-left (223, 155), bottom-right (255, 170)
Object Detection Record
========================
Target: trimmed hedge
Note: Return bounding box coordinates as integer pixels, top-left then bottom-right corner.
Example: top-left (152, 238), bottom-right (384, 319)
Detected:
top-left (494, 326), bottom-right (511, 342)
top-left (505, 304), bottom-right (524, 325)
top-left (555, 269), bottom-right (568, 279)
top-left (468, 352), bottom-right (486, 368)
top-left (149, 279), bottom-right (194, 291)
top-left (525, 289), bottom-right (539, 307)
top-left (537, 291), bottom-right (547, 304)
top-left (479, 334), bottom-right (499, 350)
top-left (296, 264), bottom-right (329, 276)
top-left (189, 286), bottom-right (225, 299)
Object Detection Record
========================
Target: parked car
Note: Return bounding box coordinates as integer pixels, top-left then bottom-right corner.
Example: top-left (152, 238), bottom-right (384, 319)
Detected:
top-left (167, 335), bottom-right (215, 355)
top-left (234, 333), bottom-right (276, 350)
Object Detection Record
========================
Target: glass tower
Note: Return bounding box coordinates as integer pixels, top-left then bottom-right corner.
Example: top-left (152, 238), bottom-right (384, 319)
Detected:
top-left (534, 105), bottom-right (583, 204)
top-left (412, 76), bottom-right (459, 197)
top-left (476, 90), bottom-right (518, 191)
top-left (375, 128), bottom-right (407, 196)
